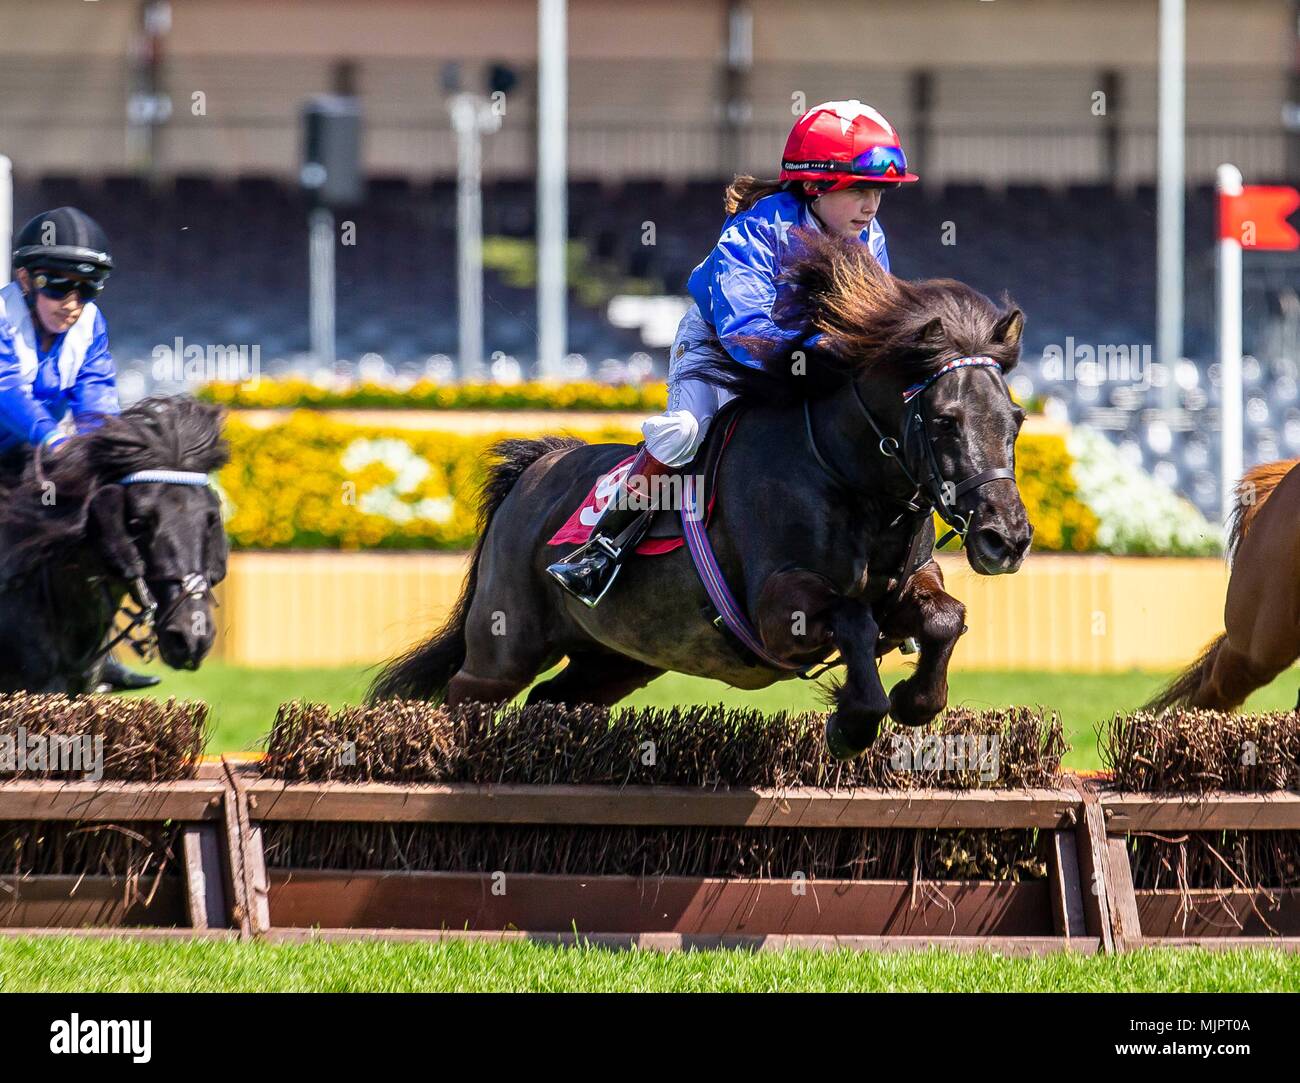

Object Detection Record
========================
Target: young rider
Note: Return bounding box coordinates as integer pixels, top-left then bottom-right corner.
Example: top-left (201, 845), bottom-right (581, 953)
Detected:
top-left (0, 206), bottom-right (159, 691)
top-left (548, 100), bottom-right (919, 606)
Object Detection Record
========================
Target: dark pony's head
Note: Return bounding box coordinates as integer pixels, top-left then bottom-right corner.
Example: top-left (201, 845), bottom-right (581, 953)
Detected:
top-left (693, 230), bottom-right (1032, 574)
top-left (0, 395), bottom-right (230, 669)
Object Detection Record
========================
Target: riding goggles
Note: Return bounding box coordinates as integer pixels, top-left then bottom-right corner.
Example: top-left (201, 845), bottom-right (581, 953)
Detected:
top-left (32, 272), bottom-right (106, 302)
top-left (851, 144), bottom-right (910, 179)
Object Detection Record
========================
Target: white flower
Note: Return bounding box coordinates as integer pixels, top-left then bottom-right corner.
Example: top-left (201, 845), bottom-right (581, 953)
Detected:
top-left (1067, 426), bottom-right (1220, 556)
top-left (341, 438), bottom-right (449, 525)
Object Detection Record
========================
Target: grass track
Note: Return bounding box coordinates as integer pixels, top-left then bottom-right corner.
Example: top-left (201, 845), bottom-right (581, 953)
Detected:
top-left (2, 937), bottom-right (1299, 992)
top-left (127, 661), bottom-right (1300, 772)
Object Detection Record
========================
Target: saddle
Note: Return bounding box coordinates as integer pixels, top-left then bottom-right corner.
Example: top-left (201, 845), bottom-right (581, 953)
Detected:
top-left (547, 400), bottom-right (743, 556)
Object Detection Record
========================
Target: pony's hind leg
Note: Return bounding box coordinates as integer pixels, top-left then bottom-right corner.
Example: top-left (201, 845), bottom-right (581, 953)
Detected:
top-left (527, 651), bottom-right (663, 707)
top-left (447, 577), bottom-right (558, 707)
top-left (1198, 635), bottom-right (1284, 711)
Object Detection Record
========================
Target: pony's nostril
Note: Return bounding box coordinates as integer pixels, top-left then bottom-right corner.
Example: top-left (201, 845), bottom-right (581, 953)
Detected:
top-left (975, 528), bottom-right (1009, 559)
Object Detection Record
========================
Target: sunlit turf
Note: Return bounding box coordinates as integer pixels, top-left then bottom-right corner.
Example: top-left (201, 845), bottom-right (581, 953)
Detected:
top-left (1, 936), bottom-right (1297, 993)
top-left (125, 661), bottom-right (1300, 771)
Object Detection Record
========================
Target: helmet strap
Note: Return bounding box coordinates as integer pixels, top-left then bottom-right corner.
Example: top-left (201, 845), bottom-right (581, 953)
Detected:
top-left (17, 270), bottom-right (59, 341)
top-left (15, 268), bottom-right (39, 314)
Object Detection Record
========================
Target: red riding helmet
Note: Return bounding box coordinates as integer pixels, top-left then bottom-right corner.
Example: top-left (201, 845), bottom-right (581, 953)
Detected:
top-left (780, 100), bottom-right (919, 191)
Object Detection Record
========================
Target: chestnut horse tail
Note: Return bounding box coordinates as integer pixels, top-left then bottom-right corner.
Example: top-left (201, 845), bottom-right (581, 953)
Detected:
top-left (368, 435), bottom-right (584, 703)
top-left (1145, 633), bottom-right (1226, 712)
top-left (1227, 458), bottom-right (1300, 562)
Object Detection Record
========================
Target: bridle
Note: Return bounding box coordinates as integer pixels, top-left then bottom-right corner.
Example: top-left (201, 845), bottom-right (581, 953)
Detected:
top-left (805, 356), bottom-right (1017, 543)
top-left (804, 355), bottom-right (1017, 553)
top-left (80, 469), bottom-right (217, 670)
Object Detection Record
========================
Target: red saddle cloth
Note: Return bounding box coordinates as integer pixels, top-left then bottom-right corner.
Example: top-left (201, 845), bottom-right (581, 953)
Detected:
top-left (547, 411), bottom-right (741, 556)
top-left (547, 455), bottom-right (685, 556)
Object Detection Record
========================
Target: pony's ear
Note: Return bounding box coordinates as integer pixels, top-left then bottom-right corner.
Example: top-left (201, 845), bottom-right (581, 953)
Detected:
top-left (916, 316), bottom-right (946, 349)
top-left (87, 486), bottom-right (145, 581)
top-left (993, 308), bottom-right (1025, 348)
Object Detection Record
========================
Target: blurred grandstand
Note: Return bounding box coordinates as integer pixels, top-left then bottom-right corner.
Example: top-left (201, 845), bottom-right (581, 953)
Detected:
top-left (3, 0), bottom-right (1299, 519)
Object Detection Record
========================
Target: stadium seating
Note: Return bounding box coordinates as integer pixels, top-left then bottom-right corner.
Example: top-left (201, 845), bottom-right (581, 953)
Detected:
top-left (11, 174), bottom-right (1295, 517)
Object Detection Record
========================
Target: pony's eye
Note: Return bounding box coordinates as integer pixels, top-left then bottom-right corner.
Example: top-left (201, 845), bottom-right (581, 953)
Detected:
top-left (126, 517), bottom-right (146, 533)
top-left (932, 415), bottom-right (958, 432)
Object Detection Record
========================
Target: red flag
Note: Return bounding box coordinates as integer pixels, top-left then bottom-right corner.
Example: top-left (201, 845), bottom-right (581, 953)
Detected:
top-left (1219, 185), bottom-right (1300, 250)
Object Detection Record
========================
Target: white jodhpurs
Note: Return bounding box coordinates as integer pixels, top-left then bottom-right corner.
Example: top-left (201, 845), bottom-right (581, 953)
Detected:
top-left (641, 303), bottom-right (737, 468)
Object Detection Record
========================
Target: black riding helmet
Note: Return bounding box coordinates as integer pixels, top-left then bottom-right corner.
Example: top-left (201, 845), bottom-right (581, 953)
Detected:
top-left (12, 206), bottom-right (113, 285)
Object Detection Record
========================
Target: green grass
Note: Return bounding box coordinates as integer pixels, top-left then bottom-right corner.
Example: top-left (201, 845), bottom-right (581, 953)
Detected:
top-left (126, 661), bottom-right (1300, 771)
top-left (2, 936), bottom-right (1298, 992)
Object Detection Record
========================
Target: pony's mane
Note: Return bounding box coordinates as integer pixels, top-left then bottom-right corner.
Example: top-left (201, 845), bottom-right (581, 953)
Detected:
top-left (0, 395), bottom-right (228, 581)
top-left (684, 228), bottom-right (1023, 403)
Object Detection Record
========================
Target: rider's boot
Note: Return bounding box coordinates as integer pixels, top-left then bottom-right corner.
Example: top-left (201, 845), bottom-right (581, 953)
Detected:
top-left (546, 447), bottom-right (674, 607)
top-left (97, 654), bottom-right (161, 694)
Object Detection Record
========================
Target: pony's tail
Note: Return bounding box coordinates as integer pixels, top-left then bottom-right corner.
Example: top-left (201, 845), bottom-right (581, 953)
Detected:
top-left (1227, 458), bottom-right (1299, 562)
top-left (368, 435), bottom-right (583, 703)
top-left (1145, 633), bottom-right (1226, 713)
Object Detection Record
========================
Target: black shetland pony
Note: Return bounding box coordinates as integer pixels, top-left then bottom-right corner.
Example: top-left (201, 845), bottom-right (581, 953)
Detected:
top-left (374, 232), bottom-right (1032, 757)
top-left (0, 396), bottom-right (229, 693)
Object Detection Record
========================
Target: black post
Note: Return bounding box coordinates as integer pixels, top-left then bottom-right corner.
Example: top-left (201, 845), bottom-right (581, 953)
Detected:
top-left (721, 1), bottom-right (753, 179)
top-left (909, 70), bottom-right (933, 185)
top-left (1288, 2), bottom-right (1300, 180)
top-left (1100, 69), bottom-right (1122, 183)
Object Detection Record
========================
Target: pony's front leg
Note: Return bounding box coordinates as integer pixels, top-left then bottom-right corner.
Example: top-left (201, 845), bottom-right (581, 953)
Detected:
top-left (824, 600), bottom-right (892, 760)
top-left (878, 561), bottom-right (966, 727)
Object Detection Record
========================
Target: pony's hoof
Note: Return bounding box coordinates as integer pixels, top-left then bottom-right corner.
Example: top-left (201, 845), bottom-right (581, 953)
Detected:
top-left (825, 712), bottom-right (875, 760)
top-left (888, 679), bottom-right (945, 728)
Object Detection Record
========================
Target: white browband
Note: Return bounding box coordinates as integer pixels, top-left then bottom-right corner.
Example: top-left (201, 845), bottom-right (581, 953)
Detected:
top-left (117, 470), bottom-right (211, 487)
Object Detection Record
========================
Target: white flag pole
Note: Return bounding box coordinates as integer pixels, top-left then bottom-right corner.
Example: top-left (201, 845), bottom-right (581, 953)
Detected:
top-left (0, 156), bottom-right (12, 287)
top-left (536, 0), bottom-right (568, 380)
top-left (1217, 162), bottom-right (1243, 529)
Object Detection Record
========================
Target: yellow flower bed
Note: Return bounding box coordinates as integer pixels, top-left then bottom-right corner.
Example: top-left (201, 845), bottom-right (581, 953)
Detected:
top-left (201, 378), bottom-right (669, 413)
top-left (219, 412), bottom-right (637, 551)
top-left (218, 413), bottom-right (1097, 553)
top-left (994, 431), bottom-right (1098, 553)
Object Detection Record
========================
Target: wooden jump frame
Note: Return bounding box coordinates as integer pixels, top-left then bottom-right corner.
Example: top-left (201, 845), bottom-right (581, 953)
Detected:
top-left (5, 764), bottom-right (1299, 954)
top-left (226, 766), bottom-right (1104, 954)
top-left (1097, 790), bottom-right (1300, 951)
top-left (0, 771), bottom-right (241, 939)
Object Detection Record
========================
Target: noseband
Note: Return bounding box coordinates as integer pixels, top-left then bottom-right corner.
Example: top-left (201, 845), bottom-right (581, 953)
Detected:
top-left (85, 470), bottom-right (216, 669)
top-left (804, 356), bottom-right (1017, 548)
